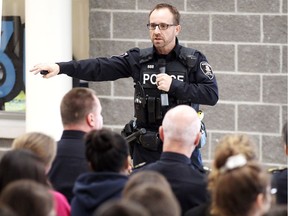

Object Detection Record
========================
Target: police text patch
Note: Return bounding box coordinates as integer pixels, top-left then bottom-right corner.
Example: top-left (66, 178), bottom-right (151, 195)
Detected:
top-left (141, 71), bottom-right (185, 89)
top-left (200, 61), bottom-right (214, 80)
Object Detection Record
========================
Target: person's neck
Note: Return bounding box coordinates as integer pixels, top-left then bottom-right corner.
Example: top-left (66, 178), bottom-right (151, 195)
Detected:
top-left (64, 124), bottom-right (91, 133)
top-left (163, 141), bottom-right (194, 158)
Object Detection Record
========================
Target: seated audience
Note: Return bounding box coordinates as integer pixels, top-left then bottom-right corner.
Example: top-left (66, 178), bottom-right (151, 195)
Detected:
top-left (71, 129), bottom-right (130, 216)
top-left (0, 179), bottom-right (55, 216)
top-left (0, 149), bottom-right (69, 216)
top-left (48, 87), bottom-right (103, 202)
top-left (11, 132), bottom-right (70, 216)
top-left (137, 105), bottom-right (209, 215)
top-left (124, 184), bottom-right (180, 216)
top-left (94, 199), bottom-right (150, 216)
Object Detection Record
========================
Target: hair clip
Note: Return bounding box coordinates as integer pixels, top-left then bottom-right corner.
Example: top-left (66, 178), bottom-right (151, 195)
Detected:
top-left (219, 154), bottom-right (247, 173)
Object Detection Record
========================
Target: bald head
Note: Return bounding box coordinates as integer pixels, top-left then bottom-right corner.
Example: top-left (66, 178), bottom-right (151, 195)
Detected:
top-left (161, 105), bottom-right (201, 150)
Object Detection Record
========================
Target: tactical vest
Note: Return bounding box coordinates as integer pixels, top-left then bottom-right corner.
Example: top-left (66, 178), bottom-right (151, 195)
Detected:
top-left (134, 46), bottom-right (197, 129)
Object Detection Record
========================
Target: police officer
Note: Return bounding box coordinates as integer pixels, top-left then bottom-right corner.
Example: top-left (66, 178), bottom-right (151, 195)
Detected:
top-left (30, 3), bottom-right (218, 169)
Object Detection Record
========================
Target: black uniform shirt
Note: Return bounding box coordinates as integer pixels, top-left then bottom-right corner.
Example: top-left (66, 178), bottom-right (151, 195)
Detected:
top-left (138, 152), bottom-right (209, 215)
top-left (58, 38), bottom-right (218, 106)
top-left (48, 130), bottom-right (89, 203)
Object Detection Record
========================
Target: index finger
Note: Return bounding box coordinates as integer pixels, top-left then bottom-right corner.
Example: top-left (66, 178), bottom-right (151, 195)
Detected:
top-left (29, 64), bottom-right (42, 74)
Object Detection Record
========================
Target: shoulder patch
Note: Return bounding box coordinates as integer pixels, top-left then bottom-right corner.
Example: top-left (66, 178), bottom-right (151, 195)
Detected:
top-left (200, 61), bottom-right (214, 80)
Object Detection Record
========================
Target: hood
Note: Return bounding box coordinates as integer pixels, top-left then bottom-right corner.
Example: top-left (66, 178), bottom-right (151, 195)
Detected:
top-left (72, 172), bottom-right (128, 210)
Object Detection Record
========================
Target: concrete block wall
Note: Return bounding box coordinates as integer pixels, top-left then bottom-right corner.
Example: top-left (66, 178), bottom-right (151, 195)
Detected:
top-left (88, 0), bottom-right (288, 167)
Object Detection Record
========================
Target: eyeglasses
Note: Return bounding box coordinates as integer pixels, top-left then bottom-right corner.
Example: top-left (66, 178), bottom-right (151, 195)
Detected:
top-left (147, 23), bottom-right (176, 30)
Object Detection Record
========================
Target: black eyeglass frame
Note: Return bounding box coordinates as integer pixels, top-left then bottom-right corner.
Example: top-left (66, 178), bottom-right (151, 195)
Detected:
top-left (146, 23), bottom-right (177, 30)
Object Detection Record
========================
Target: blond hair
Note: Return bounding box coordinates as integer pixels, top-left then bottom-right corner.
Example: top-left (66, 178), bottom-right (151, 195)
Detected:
top-left (12, 132), bottom-right (56, 168)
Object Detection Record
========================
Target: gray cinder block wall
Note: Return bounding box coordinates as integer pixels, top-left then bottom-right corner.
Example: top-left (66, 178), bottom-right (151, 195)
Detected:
top-left (88, 0), bottom-right (288, 167)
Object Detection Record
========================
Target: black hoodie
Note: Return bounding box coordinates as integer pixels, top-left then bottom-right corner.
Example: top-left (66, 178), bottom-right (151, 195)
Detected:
top-left (71, 172), bottom-right (128, 216)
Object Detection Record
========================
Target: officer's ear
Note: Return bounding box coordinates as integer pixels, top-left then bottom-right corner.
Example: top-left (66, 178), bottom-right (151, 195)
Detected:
top-left (159, 126), bottom-right (164, 142)
top-left (175, 24), bottom-right (181, 36)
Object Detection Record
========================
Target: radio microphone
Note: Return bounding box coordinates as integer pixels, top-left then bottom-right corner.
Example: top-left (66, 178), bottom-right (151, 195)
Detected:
top-left (158, 59), bottom-right (169, 106)
top-left (158, 59), bottom-right (166, 74)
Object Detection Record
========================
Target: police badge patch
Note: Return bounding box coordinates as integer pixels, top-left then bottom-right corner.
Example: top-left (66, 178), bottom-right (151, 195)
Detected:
top-left (200, 61), bottom-right (214, 80)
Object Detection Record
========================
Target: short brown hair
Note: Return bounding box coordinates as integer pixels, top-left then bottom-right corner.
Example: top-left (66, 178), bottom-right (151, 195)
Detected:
top-left (61, 87), bottom-right (98, 125)
top-left (149, 3), bottom-right (180, 25)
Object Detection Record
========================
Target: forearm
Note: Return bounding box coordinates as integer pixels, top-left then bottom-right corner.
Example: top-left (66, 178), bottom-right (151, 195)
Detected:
top-left (169, 79), bottom-right (219, 105)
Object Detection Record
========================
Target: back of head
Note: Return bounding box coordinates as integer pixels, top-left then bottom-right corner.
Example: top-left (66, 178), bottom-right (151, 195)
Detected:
top-left (162, 105), bottom-right (200, 146)
top-left (0, 179), bottom-right (54, 216)
top-left (213, 134), bottom-right (257, 168)
top-left (11, 132), bottom-right (56, 169)
top-left (209, 135), bottom-right (258, 215)
top-left (61, 87), bottom-right (99, 126)
top-left (85, 129), bottom-right (129, 172)
top-left (208, 134), bottom-right (257, 191)
top-left (213, 155), bottom-right (271, 216)
top-left (124, 184), bottom-right (180, 216)
top-left (122, 170), bottom-right (171, 197)
top-left (94, 199), bottom-right (150, 216)
top-left (0, 149), bottom-right (48, 193)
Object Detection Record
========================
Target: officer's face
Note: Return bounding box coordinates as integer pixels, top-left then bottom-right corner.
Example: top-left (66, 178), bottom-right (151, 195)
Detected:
top-left (149, 8), bottom-right (181, 54)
